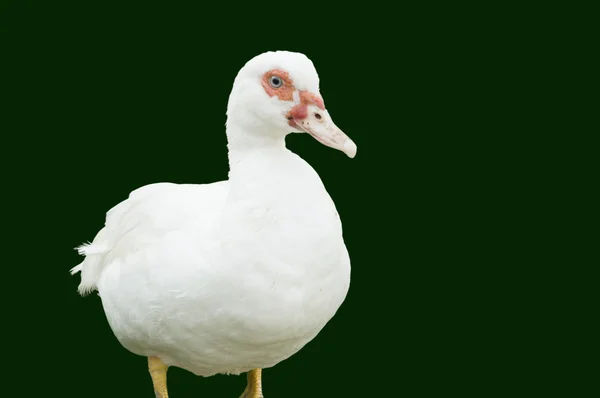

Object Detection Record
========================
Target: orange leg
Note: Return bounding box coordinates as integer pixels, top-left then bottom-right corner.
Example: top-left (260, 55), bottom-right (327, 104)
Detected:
top-left (148, 356), bottom-right (169, 398)
top-left (240, 368), bottom-right (264, 398)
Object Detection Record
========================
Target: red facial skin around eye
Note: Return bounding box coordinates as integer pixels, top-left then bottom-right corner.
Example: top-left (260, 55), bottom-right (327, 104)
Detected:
top-left (261, 69), bottom-right (295, 101)
top-left (290, 104), bottom-right (308, 119)
top-left (299, 91), bottom-right (325, 110)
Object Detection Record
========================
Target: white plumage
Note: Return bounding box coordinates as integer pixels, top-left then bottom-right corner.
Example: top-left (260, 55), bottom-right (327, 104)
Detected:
top-left (71, 51), bottom-right (355, 380)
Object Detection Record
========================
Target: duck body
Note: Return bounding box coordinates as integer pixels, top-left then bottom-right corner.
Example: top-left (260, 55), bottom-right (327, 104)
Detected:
top-left (87, 145), bottom-right (350, 376)
top-left (72, 51), bottom-right (357, 395)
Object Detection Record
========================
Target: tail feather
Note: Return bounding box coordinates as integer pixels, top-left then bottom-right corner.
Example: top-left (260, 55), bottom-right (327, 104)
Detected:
top-left (70, 263), bottom-right (83, 275)
top-left (71, 229), bottom-right (109, 296)
top-left (76, 241), bottom-right (109, 256)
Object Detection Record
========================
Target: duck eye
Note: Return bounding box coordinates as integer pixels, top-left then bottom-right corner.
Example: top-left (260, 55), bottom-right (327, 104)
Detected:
top-left (269, 75), bottom-right (283, 88)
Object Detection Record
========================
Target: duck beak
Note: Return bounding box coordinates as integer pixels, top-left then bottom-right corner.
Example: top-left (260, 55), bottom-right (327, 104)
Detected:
top-left (288, 104), bottom-right (357, 158)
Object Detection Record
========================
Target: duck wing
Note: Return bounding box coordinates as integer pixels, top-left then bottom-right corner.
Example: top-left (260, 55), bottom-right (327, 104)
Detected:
top-left (70, 181), bottom-right (229, 295)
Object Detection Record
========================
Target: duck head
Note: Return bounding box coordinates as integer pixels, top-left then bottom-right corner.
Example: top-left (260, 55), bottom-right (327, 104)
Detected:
top-left (227, 51), bottom-right (357, 158)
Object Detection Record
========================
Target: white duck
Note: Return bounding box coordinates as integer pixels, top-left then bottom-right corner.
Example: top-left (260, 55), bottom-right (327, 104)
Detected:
top-left (70, 50), bottom-right (357, 398)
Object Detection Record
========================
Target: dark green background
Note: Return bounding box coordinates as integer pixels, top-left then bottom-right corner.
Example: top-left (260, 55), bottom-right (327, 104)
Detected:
top-left (1, 1), bottom-right (535, 397)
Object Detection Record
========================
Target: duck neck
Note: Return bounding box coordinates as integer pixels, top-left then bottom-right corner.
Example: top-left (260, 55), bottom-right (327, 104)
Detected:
top-left (223, 121), bottom-right (332, 229)
top-left (226, 121), bottom-right (289, 182)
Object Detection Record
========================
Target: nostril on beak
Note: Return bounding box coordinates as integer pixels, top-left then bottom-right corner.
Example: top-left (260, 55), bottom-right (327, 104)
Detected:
top-left (314, 113), bottom-right (322, 120)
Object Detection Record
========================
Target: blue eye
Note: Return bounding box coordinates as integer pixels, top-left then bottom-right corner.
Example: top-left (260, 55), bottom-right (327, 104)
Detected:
top-left (269, 76), bottom-right (283, 88)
